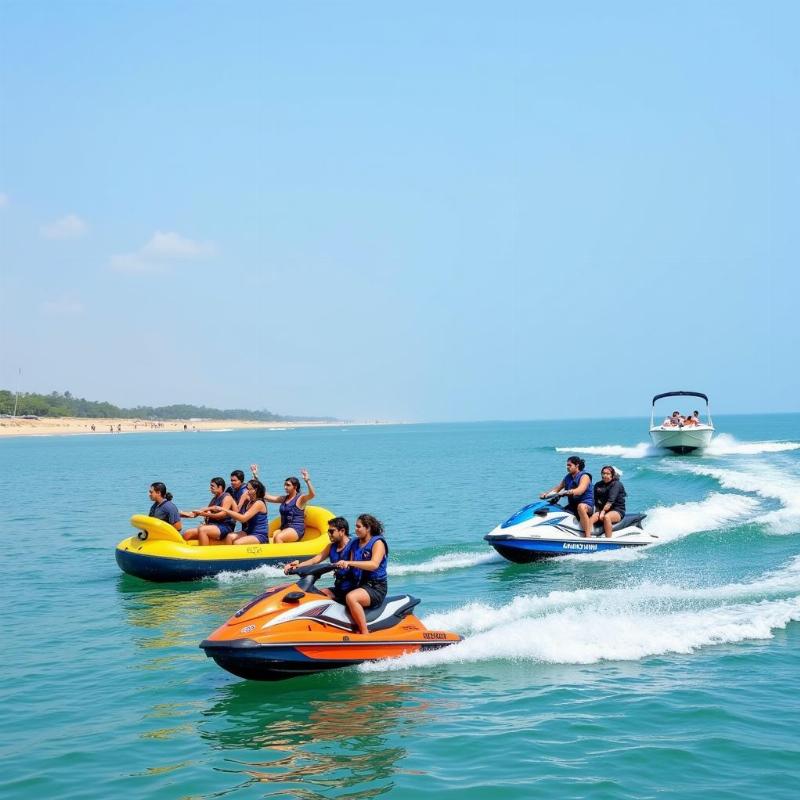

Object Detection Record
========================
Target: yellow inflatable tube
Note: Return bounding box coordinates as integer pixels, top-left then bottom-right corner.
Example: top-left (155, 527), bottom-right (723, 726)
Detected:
top-left (115, 505), bottom-right (335, 582)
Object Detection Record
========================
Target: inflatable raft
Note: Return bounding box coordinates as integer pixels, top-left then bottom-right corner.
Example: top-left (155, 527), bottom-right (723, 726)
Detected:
top-left (115, 505), bottom-right (334, 582)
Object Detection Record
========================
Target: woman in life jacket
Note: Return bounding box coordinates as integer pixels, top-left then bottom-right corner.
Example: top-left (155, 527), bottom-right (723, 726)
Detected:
top-left (251, 466), bottom-right (316, 543)
top-left (284, 516), bottom-right (357, 602)
top-left (221, 479), bottom-right (270, 545)
top-left (333, 514), bottom-right (389, 635)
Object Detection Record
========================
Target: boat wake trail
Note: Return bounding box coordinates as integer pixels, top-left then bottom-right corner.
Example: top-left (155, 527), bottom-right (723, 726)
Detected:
top-left (556, 435), bottom-right (800, 459)
top-left (390, 550), bottom-right (501, 576)
top-left (556, 443), bottom-right (657, 458)
top-left (360, 557), bottom-right (800, 672)
top-left (705, 434), bottom-right (800, 456)
top-left (672, 462), bottom-right (800, 535)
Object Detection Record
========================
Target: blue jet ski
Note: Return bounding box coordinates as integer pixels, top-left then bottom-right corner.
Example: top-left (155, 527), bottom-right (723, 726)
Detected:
top-left (484, 493), bottom-right (656, 563)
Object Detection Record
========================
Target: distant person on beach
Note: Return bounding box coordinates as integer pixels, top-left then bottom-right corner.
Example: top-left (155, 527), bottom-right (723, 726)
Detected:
top-left (332, 514), bottom-right (389, 634)
top-left (285, 516), bottom-right (357, 602)
top-left (540, 456), bottom-right (594, 537)
top-left (148, 482), bottom-right (182, 532)
top-left (183, 477), bottom-right (238, 546)
top-left (223, 479), bottom-right (270, 545)
top-left (589, 466), bottom-right (627, 538)
top-left (250, 466), bottom-right (315, 543)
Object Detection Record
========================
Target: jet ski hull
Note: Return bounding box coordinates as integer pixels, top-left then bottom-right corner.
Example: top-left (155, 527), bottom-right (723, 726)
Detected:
top-left (200, 637), bottom-right (456, 681)
top-left (486, 534), bottom-right (650, 563)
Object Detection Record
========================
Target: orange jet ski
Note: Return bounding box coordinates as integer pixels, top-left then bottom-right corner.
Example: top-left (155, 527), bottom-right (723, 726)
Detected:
top-left (200, 564), bottom-right (462, 680)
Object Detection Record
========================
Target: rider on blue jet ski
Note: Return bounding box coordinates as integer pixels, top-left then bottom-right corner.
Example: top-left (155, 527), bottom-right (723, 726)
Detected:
top-left (540, 456), bottom-right (594, 538)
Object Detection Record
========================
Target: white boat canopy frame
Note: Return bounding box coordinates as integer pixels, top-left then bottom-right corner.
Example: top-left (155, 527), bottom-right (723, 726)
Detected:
top-left (650, 390), bottom-right (713, 428)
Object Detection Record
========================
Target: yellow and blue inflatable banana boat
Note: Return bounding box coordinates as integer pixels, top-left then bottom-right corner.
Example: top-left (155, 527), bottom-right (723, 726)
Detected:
top-left (115, 505), bottom-right (335, 582)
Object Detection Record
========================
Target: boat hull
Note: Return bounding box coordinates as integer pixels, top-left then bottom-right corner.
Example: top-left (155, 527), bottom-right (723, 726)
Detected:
top-left (649, 425), bottom-right (713, 454)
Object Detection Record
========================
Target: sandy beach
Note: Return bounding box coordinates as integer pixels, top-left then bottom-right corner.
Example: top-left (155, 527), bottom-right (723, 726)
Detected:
top-left (0, 416), bottom-right (355, 438)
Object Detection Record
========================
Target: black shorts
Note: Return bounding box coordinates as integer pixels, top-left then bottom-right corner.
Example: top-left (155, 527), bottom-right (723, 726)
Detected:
top-left (361, 580), bottom-right (388, 608)
top-left (331, 585), bottom-right (351, 604)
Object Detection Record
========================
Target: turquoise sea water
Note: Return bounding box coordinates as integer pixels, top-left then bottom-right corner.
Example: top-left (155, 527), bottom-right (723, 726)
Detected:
top-left (2, 416), bottom-right (800, 799)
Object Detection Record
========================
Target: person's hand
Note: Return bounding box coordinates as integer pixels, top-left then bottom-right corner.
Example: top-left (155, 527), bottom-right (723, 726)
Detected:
top-left (284, 561), bottom-right (299, 574)
top-left (599, 512), bottom-right (605, 519)
top-left (250, 463), bottom-right (259, 476)
top-left (334, 560), bottom-right (348, 569)
top-left (186, 510), bottom-right (197, 518)
top-left (539, 493), bottom-right (546, 499)
top-left (300, 468), bottom-right (309, 481)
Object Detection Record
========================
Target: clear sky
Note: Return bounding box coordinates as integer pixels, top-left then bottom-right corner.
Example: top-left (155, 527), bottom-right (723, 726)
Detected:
top-left (1, 1), bottom-right (797, 421)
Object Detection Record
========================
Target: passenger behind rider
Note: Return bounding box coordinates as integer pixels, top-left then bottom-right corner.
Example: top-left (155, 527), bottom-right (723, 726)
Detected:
top-left (589, 465), bottom-right (627, 538)
top-left (284, 516), bottom-right (357, 602)
top-left (227, 470), bottom-right (249, 508)
top-left (251, 465), bottom-right (315, 543)
top-left (333, 514), bottom-right (388, 635)
top-left (184, 477), bottom-right (238, 546)
top-left (223, 479), bottom-right (270, 544)
top-left (148, 482), bottom-right (182, 532)
top-left (541, 456), bottom-right (594, 538)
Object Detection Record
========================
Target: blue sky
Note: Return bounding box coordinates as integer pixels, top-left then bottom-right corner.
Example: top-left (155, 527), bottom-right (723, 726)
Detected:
top-left (1, 1), bottom-right (797, 421)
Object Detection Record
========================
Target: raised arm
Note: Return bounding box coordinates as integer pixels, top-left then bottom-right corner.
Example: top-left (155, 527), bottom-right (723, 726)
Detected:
top-left (297, 468), bottom-right (315, 508)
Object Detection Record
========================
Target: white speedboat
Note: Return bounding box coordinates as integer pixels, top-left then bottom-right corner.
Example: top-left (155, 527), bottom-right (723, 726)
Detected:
top-left (484, 495), bottom-right (656, 563)
top-left (649, 390), bottom-right (715, 454)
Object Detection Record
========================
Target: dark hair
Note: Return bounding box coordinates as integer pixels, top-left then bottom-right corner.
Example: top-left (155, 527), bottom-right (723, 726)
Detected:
top-left (566, 456), bottom-right (586, 472)
top-left (693, 410), bottom-right (699, 415)
top-left (601, 465), bottom-right (617, 479)
top-left (328, 516), bottom-right (349, 535)
top-left (357, 514), bottom-right (384, 537)
top-left (230, 470), bottom-right (245, 482)
top-left (150, 482), bottom-right (173, 502)
top-left (285, 476), bottom-right (301, 493)
top-left (210, 477), bottom-right (226, 491)
top-left (247, 479), bottom-right (266, 500)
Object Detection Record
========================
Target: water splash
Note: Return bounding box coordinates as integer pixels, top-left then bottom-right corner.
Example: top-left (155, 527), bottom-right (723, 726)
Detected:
top-left (390, 550), bottom-right (501, 576)
top-left (556, 443), bottom-right (657, 458)
top-left (360, 557), bottom-right (800, 672)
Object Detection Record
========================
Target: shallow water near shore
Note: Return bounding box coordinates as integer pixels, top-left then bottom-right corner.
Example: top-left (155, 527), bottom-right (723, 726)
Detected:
top-left (2, 415), bottom-right (799, 798)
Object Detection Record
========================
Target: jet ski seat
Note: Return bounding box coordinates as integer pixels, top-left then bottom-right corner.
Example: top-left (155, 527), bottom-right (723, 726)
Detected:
top-left (590, 512), bottom-right (647, 534)
top-left (365, 595), bottom-right (421, 633)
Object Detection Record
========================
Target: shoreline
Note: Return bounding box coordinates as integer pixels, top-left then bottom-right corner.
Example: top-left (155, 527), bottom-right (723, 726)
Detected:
top-left (0, 416), bottom-right (381, 438)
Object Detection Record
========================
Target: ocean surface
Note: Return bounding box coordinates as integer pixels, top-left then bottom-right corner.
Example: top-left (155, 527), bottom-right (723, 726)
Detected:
top-left (2, 415), bottom-right (799, 799)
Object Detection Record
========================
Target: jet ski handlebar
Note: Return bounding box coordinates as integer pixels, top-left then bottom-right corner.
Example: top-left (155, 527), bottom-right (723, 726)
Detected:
top-left (286, 562), bottom-right (336, 591)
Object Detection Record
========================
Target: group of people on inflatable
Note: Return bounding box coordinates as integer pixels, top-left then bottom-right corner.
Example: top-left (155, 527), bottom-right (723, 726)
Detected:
top-left (147, 465), bottom-right (313, 546)
top-left (540, 456), bottom-right (627, 538)
top-left (146, 467), bottom-right (389, 634)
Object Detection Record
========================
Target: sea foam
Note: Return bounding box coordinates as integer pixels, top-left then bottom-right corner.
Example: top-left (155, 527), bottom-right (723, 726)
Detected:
top-left (360, 557), bottom-right (800, 672)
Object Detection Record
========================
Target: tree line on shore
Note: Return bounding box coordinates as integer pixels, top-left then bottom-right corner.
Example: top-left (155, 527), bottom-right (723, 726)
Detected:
top-left (0, 389), bottom-right (334, 422)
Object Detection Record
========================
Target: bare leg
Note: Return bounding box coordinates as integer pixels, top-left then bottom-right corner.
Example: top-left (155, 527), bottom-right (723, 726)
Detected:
top-left (577, 504), bottom-right (593, 537)
top-left (603, 511), bottom-right (621, 538)
top-left (273, 528), bottom-right (300, 544)
top-left (233, 535), bottom-right (266, 545)
top-left (345, 588), bottom-right (372, 635)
